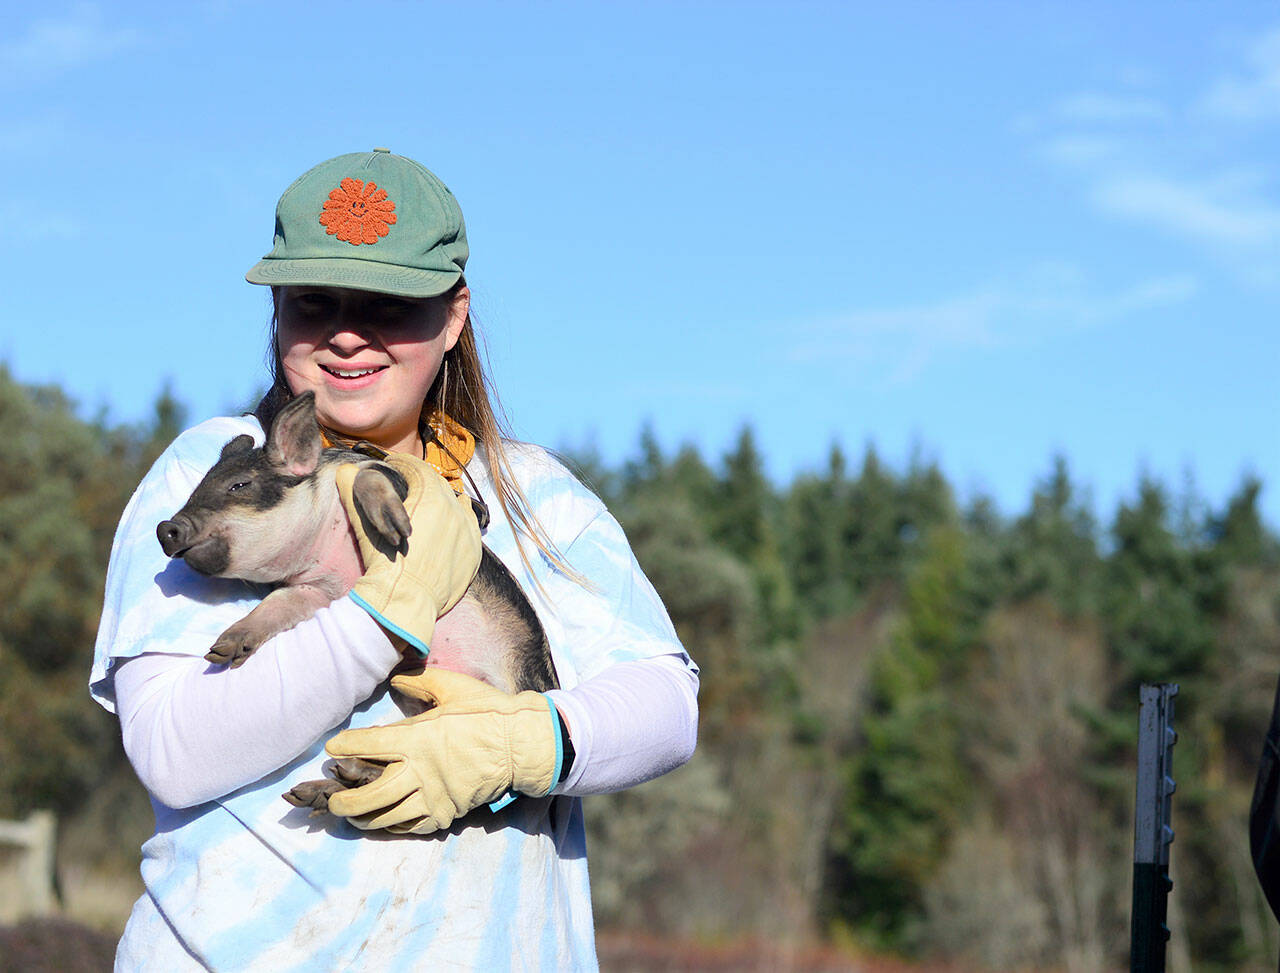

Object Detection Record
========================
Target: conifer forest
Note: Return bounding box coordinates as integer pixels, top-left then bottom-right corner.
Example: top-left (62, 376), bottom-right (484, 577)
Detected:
top-left (0, 365), bottom-right (1276, 970)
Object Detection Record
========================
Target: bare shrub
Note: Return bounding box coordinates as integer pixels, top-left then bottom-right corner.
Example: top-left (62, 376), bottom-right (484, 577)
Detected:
top-left (922, 812), bottom-right (1048, 968)
top-left (587, 752), bottom-right (732, 933)
top-left (922, 601), bottom-right (1122, 971)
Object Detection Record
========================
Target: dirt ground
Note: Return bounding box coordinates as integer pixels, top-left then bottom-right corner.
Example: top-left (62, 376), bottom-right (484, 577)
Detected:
top-left (596, 931), bottom-right (975, 972)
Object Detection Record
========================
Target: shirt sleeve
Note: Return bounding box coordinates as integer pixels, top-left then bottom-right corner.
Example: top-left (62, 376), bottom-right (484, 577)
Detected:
top-left (547, 653), bottom-right (698, 796)
top-left (113, 597), bottom-right (401, 808)
top-left (537, 504), bottom-right (698, 685)
top-left (512, 456), bottom-right (699, 792)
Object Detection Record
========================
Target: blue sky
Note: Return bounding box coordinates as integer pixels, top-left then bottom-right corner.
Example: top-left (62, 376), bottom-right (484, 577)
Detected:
top-left (2, 1), bottom-right (1277, 527)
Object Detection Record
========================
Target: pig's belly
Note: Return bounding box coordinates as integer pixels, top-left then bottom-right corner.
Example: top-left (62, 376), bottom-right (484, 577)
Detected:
top-left (422, 640), bottom-right (491, 682)
top-left (425, 596), bottom-right (520, 693)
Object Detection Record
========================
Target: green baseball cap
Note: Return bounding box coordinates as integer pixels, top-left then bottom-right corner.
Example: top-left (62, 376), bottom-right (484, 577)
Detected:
top-left (246, 149), bottom-right (468, 298)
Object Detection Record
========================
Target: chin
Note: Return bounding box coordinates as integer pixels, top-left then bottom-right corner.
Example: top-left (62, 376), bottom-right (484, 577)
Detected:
top-left (310, 407), bottom-right (369, 436)
top-left (323, 411), bottom-right (412, 449)
top-left (325, 417), bottom-right (385, 441)
top-left (307, 390), bottom-right (420, 447)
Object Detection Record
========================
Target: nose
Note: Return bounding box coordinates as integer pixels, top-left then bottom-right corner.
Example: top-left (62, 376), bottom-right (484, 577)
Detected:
top-left (157, 519), bottom-right (191, 557)
top-left (324, 305), bottom-right (381, 353)
top-left (326, 324), bottom-right (374, 353)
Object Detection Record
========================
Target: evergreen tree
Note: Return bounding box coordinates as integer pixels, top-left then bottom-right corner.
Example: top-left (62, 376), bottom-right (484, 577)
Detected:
top-left (708, 427), bottom-right (798, 646)
top-left (825, 524), bottom-right (981, 946)
top-left (785, 444), bottom-right (855, 618)
top-left (713, 427), bottom-right (769, 562)
top-left (1004, 456), bottom-right (1101, 617)
top-left (1104, 478), bottom-right (1223, 687)
top-left (0, 369), bottom-right (150, 817)
top-left (667, 444), bottom-right (720, 524)
top-left (620, 421), bottom-right (665, 494)
top-left (846, 444), bottom-right (902, 594)
top-left (1208, 475), bottom-right (1274, 567)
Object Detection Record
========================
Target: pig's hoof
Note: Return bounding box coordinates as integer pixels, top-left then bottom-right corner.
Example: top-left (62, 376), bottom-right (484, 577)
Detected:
top-left (331, 757), bottom-right (385, 788)
top-left (285, 779), bottom-right (346, 817)
top-left (206, 628), bottom-right (263, 668)
top-left (353, 467), bottom-right (412, 553)
top-left (284, 759), bottom-right (385, 818)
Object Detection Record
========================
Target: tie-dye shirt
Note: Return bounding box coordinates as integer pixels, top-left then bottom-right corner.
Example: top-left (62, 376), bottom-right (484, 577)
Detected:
top-left (90, 415), bottom-right (691, 971)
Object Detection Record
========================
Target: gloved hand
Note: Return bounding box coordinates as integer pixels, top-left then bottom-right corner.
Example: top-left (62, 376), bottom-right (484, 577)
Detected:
top-left (324, 668), bottom-right (564, 835)
top-left (335, 454), bottom-right (482, 654)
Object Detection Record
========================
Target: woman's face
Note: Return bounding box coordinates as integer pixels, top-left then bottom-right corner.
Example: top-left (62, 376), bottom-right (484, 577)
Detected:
top-left (276, 285), bottom-right (469, 454)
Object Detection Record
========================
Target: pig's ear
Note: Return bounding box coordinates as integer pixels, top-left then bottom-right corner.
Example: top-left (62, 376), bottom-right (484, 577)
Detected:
top-left (219, 435), bottom-right (255, 462)
top-left (266, 392), bottom-right (322, 476)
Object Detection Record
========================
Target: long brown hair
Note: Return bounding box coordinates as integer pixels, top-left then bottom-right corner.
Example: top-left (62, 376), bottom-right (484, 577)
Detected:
top-left (256, 284), bottom-right (579, 584)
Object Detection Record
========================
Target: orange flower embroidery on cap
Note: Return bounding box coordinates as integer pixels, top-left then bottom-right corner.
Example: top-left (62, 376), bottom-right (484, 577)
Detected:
top-left (319, 177), bottom-right (397, 246)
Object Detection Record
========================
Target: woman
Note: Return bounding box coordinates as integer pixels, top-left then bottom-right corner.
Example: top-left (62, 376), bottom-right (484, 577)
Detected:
top-left (90, 149), bottom-right (699, 970)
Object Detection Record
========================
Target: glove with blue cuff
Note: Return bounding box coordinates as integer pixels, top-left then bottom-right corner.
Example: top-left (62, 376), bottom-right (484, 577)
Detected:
top-left (324, 667), bottom-right (565, 834)
top-left (334, 453), bottom-right (481, 654)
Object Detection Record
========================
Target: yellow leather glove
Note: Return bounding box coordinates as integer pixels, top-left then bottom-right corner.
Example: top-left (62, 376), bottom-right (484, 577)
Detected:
top-left (335, 454), bottom-right (481, 655)
top-left (324, 668), bottom-right (564, 835)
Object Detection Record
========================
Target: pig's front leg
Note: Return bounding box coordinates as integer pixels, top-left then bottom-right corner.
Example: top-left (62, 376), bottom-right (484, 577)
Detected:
top-left (206, 585), bottom-right (335, 668)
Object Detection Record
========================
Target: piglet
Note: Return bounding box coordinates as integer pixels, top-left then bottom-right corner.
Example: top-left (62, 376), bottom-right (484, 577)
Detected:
top-left (156, 391), bottom-right (558, 813)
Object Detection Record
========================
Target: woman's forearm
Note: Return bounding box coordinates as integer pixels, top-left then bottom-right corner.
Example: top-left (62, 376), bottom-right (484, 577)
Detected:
top-left (114, 597), bottom-right (401, 808)
top-left (547, 654), bottom-right (699, 796)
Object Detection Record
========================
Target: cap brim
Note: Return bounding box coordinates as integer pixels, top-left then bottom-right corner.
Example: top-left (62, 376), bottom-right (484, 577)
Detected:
top-left (245, 257), bottom-right (462, 298)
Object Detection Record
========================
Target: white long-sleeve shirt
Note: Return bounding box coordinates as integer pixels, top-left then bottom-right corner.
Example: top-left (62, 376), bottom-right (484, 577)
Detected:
top-left (112, 602), bottom-right (697, 808)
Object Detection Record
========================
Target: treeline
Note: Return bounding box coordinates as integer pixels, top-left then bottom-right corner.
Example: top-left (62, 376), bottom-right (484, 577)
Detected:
top-left (573, 427), bottom-right (1278, 970)
top-left (1, 366), bottom-right (1277, 969)
top-left (0, 368), bottom-right (188, 885)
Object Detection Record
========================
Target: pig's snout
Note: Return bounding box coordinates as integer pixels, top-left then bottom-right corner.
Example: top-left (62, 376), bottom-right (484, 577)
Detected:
top-left (157, 518), bottom-right (193, 557)
top-left (157, 516), bottom-right (231, 576)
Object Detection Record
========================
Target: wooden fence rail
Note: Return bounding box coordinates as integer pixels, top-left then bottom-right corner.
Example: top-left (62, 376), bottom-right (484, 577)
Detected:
top-left (0, 811), bottom-right (57, 923)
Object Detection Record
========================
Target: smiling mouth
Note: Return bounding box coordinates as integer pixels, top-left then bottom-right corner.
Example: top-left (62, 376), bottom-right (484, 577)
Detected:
top-left (320, 365), bottom-right (387, 379)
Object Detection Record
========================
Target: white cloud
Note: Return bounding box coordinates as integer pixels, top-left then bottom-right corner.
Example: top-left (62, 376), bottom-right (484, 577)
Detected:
top-left (618, 378), bottom-right (751, 404)
top-left (1038, 134), bottom-right (1127, 168)
top-left (1091, 174), bottom-right (1280, 248)
top-left (801, 292), bottom-right (1003, 345)
top-left (1117, 65), bottom-right (1161, 89)
top-left (0, 199), bottom-right (80, 240)
top-left (0, 113), bottom-right (68, 153)
top-left (788, 268), bottom-right (1197, 382)
top-left (1028, 25), bottom-right (1280, 268)
top-left (1056, 92), bottom-right (1169, 123)
top-left (1198, 27), bottom-right (1280, 120)
top-left (0, 4), bottom-right (141, 81)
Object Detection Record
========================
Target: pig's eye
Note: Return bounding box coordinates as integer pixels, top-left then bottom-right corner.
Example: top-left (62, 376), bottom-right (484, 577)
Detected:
top-left (228, 480), bottom-right (251, 493)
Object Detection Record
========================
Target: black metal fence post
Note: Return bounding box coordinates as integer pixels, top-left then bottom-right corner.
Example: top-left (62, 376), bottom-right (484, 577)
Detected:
top-left (1131, 682), bottom-right (1178, 973)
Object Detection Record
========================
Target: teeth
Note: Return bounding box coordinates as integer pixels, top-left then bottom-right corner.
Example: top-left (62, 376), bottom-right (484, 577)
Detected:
top-left (326, 367), bottom-right (380, 378)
